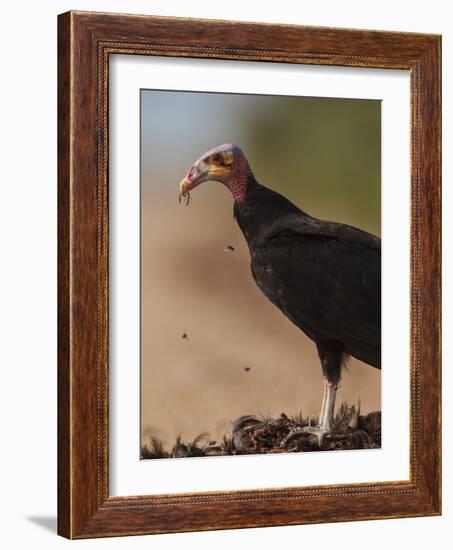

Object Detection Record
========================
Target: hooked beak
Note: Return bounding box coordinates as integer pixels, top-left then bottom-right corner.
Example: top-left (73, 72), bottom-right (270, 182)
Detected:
top-left (178, 151), bottom-right (233, 205)
top-left (178, 161), bottom-right (208, 205)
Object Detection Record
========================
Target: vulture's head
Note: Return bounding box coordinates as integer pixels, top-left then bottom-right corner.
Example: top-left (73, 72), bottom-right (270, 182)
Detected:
top-left (179, 144), bottom-right (252, 205)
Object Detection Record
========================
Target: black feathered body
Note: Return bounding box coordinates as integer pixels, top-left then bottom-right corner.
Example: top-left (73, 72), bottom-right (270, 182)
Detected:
top-left (234, 177), bottom-right (381, 381)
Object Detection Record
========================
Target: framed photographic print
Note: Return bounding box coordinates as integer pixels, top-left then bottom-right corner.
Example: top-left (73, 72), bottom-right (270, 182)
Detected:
top-left (58, 11), bottom-right (441, 538)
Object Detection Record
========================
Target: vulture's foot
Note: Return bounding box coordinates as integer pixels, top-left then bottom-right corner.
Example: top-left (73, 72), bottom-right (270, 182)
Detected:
top-left (280, 425), bottom-right (329, 451)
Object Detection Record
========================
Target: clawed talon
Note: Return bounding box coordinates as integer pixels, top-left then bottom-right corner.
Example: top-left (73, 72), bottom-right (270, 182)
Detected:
top-left (178, 191), bottom-right (191, 206)
top-left (281, 426), bottom-right (329, 449)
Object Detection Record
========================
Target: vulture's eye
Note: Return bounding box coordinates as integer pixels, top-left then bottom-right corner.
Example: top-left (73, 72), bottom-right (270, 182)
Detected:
top-left (212, 153), bottom-right (223, 163)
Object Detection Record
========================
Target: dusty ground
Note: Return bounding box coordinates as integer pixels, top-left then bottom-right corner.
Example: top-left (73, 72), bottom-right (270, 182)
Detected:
top-left (141, 405), bottom-right (381, 458)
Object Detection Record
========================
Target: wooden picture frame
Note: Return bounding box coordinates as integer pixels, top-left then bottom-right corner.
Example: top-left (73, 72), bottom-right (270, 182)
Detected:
top-left (58, 10), bottom-right (441, 539)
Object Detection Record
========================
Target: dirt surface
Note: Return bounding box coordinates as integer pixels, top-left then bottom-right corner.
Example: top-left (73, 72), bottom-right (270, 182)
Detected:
top-left (141, 405), bottom-right (381, 459)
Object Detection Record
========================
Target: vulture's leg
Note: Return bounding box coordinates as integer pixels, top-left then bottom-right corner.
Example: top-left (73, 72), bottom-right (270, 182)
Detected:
top-left (318, 377), bottom-right (338, 431)
top-left (318, 383), bottom-right (328, 426)
top-left (281, 341), bottom-right (345, 450)
top-left (316, 340), bottom-right (345, 431)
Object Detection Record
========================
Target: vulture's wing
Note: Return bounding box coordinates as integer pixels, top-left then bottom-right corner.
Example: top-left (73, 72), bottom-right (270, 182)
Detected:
top-left (258, 214), bottom-right (381, 249)
top-left (253, 216), bottom-right (381, 366)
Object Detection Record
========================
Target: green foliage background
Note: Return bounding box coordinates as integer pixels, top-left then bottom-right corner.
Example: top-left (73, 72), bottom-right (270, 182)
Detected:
top-left (245, 96), bottom-right (381, 234)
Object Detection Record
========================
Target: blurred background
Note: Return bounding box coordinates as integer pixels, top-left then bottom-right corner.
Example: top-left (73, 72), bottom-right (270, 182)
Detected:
top-left (141, 90), bottom-right (381, 449)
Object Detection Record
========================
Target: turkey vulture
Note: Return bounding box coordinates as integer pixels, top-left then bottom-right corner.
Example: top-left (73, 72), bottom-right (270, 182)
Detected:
top-left (179, 144), bottom-right (380, 437)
